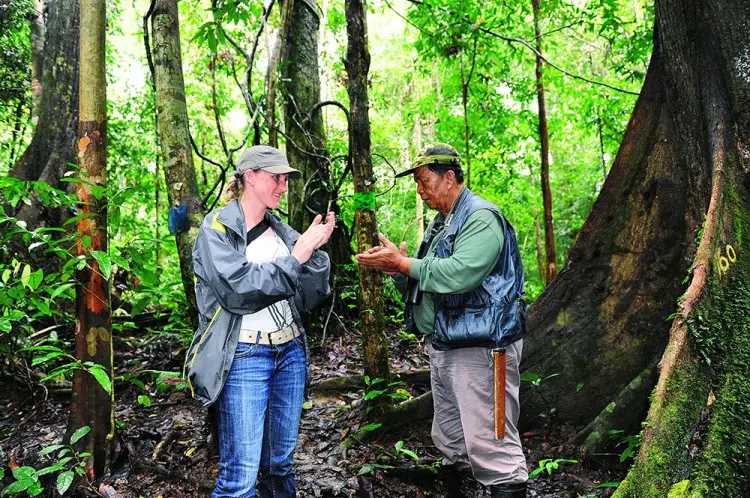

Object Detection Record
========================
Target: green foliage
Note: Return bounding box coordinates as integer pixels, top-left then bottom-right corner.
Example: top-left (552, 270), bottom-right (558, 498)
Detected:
top-left (357, 440), bottom-right (420, 475)
top-left (0, 0), bottom-right (33, 161)
top-left (361, 375), bottom-right (412, 414)
top-left (608, 429), bottom-right (642, 462)
top-left (1, 427), bottom-right (93, 496)
top-left (528, 458), bottom-right (578, 479)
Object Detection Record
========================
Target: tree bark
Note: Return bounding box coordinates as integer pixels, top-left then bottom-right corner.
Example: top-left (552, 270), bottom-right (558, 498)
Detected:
top-left (151, 0), bottom-right (203, 328)
top-left (266, 0), bottom-right (295, 147)
top-left (9, 0), bottom-right (78, 230)
top-left (283, 0), bottom-right (352, 268)
top-left (344, 0), bottom-right (390, 382)
top-left (522, 0), bottom-right (750, 494)
top-left (29, 0), bottom-right (45, 123)
top-left (414, 114), bottom-right (424, 242)
top-left (67, 0), bottom-right (112, 478)
top-left (532, 0), bottom-right (558, 284)
top-left (459, 40), bottom-right (476, 189)
top-left (614, 0), bottom-right (750, 494)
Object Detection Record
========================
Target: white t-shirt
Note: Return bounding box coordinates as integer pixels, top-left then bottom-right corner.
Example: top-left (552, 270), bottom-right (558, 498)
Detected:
top-left (240, 230), bottom-right (294, 332)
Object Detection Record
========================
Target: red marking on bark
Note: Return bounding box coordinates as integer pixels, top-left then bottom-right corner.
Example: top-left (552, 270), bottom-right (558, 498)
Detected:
top-left (78, 136), bottom-right (91, 153)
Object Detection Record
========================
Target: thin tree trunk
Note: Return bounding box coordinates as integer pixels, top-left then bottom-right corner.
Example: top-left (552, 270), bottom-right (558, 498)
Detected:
top-left (528, 172), bottom-right (545, 284)
top-left (459, 38), bottom-right (477, 189)
top-left (29, 0), bottom-right (45, 123)
top-left (67, 0), bottom-right (112, 478)
top-left (266, 0), bottom-right (295, 147)
top-left (532, 0), bottom-right (558, 284)
top-left (597, 110), bottom-right (607, 181)
top-left (344, 0), bottom-right (390, 382)
top-left (151, 0), bottom-right (203, 328)
top-left (413, 114), bottom-right (424, 243)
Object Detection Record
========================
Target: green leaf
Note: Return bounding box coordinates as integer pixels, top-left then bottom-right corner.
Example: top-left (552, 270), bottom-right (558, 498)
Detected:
top-left (87, 365), bottom-right (112, 394)
top-left (28, 269), bottom-right (43, 290)
top-left (91, 185), bottom-right (106, 200)
top-left (69, 426), bottom-right (91, 445)
top-left (357, 463), bottom-right (392, 476)
top-left (2, 269), bottom-right (11, 282)
top-left (1, 479), bottom-right (33, 496)
top-left (20, 264), bottom-right (31, 287)
top-left (56, 470), bottom-right (75, 495)
top-left (110, 253), bottom-right (131, 271)
top-left (38, 443), bottom-right (67, 457)
top-left (155, 371), bottom-right (185, 392)
top-left (31, 351), bottom-right (63, 366)
top-left (137, 395), bottom-right (151, 407)
top-left (595, 481), bottom-right (621, 488)
top-left (63, 212), bottom-right (97, 226)
top-left (399, 447), bottom-right (419, 461)
top-left (12, 466), bottom-right (38, 481)
top-left (91, 250), bottom-right (112, 279)
top-left (363, 389), bottom-right (386, 401)
top-left (361, 423), bottom-right (382, 432)
top-left (50, 282), bottom-right (76, 299)
top-left (27, 482), bottom-right (43, 496)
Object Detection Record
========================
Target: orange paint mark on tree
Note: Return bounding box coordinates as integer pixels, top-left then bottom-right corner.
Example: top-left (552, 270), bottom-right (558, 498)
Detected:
top-left (78, 135), bottom-right (91, 154)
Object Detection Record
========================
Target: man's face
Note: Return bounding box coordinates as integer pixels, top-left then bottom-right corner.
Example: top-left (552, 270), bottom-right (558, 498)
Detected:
top-left (413, 165), bottom-right (451, 212)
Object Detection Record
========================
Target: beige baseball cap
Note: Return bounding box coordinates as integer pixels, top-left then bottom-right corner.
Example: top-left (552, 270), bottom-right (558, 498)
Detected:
top-left (236, 145), bottom-right (301, 179)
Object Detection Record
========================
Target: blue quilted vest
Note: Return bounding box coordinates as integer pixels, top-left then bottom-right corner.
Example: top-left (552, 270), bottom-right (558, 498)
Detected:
top-left (411, 188), bottom-right (526, 351)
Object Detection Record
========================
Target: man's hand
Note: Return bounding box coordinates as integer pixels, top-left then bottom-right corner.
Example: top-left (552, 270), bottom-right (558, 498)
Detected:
top-left (356, 233), bottom-right (410, 275)
top-left (292, 211), bottom-right (335, 264)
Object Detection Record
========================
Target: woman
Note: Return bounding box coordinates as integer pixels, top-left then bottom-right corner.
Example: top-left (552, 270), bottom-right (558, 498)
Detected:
top-left (184, 145), bottom-right (334, 497)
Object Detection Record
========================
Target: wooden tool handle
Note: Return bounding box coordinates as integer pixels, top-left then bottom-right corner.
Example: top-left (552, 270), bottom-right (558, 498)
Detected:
top-left (494, 349), bottom-right (506, 439)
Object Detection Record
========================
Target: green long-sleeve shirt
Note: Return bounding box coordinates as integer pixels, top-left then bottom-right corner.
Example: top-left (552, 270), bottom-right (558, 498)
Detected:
top-left (394, 208), bottom-right (504, 335)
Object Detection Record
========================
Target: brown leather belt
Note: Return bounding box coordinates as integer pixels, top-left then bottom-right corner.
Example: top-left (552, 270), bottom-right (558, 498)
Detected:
top-left (238, 324), bottom-right (300, 345)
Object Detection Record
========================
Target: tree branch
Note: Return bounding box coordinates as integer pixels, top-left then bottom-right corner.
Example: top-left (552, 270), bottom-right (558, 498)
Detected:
top-left (406, 0), bottom-right (640, 96)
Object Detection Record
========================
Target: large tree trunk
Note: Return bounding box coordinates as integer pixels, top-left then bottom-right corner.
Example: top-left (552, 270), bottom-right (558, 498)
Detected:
top-left (266, 0), bottom-right (294, 147)
top-left (614, 0), bottom-right (750, 494)
top-left (523, 0), bottom-right (750, 494)
top-left (9, 0), bottom-right (78, 230)
top-left (151, 0), bottom-right (203, 328)
top-left (67, 0), bottom-right (112, 478)
top-left (344, 0), bottom-right (390, 382)
top-left (532, 0), bottom-right (558, 284)
top-left (283, 0), bottom-right (352, 268)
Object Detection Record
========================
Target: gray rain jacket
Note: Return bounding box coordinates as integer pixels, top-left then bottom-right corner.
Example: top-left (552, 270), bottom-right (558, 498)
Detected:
top-left (184, 199), bottom-right (331, 406)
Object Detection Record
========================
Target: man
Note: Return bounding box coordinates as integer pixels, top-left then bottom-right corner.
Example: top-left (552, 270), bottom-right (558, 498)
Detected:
top-left (356, 143), bottom-right (528, 498)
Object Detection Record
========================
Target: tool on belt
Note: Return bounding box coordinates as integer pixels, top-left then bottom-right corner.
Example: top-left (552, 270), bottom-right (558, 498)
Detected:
top-left (493, 348), bottom-right (506, 439)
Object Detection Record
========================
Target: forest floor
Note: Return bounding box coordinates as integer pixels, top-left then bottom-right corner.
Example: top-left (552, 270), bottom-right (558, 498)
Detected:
top-left (1, 316), bottom-right (628, 497)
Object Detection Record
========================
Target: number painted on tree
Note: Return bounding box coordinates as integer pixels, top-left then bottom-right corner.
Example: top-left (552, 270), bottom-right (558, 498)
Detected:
top-left (716, 244), bottom-right (737, 278)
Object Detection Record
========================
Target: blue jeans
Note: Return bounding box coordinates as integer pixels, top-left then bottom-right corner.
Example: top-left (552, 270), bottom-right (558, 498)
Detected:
top-left (212, 337), bottom-right (306, 498)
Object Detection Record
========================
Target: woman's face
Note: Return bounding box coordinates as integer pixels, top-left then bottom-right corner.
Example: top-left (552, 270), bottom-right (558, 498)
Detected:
top-left (246, 170), bottom-right (289, 209)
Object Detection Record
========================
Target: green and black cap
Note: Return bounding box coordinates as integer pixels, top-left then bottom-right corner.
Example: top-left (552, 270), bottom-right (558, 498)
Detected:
top-left (395, 142), bottom-right (462, 178)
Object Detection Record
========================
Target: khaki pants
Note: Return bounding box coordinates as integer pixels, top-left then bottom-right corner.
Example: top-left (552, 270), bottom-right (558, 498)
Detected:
top-left (427, 338), bottom-right (528, 486)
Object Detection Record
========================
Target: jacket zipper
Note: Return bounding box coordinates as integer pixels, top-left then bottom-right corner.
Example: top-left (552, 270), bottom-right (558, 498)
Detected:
top-left (185, 305), bottom-right (223, 398)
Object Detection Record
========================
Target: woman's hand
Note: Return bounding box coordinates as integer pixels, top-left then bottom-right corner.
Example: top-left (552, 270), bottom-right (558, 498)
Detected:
top-left (291, 212), bottom-right (335, 264)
